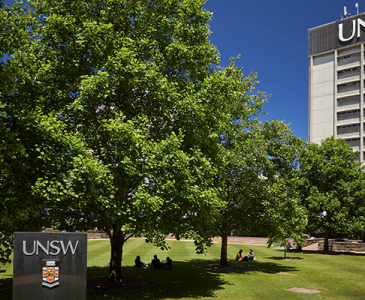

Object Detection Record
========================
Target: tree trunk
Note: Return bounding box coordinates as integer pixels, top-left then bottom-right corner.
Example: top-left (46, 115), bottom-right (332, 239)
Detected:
top-left (324, 230), bottom-right (329, 252)
top-left (220, 233), bottom-right (228, 265)
top-left (363, 231), bottom-right (365, 243)
top-left (108, 226), bottom-right (125, 282)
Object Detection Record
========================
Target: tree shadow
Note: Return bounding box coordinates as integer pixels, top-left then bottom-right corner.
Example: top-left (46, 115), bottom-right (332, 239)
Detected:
top-left (87, 261), bottom-right (227, 299)
top-left (0, 277), bottom-right (12, 300)
top-left (265, 256), bottom-right (303, 261)
top-left (1, 258), bottom-right (300, 300)
top-left (192, 258), bottom-right (298, 275)
top-left (302, 250), bottom-right (365, 257)
top-left (86, 258), bottom-right (299, 299)
top-left (242, 260), bottom-right (298, 274)
top-left (266, 247), bottom-right (365, 258)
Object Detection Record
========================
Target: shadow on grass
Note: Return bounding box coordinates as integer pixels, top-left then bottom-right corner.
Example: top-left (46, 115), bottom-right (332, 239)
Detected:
top-left (193, 258), bottom-right (299, 275)
top-left (302, 250), bottom-right (365, 256)
top-left (265, 250), bottom-right (303, 261)
top-left (86, 258), bottom-right (299, 300)
top-left (267, 247), bottom-right (365, 259)
top-left (87, 261), bottom-right (227, 300)
top-left (265, 256), bottom-right (303, 261)
top-left (0, 277), bottom-right (12, 300)
top-left (0, 258), bottom-right (300, 300)
top-left (239, 260), bottom-right (298, 274)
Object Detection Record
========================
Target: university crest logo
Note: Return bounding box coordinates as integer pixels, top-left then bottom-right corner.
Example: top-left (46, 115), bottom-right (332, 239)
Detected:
top-left (42, 260), bottom-right (59, 288)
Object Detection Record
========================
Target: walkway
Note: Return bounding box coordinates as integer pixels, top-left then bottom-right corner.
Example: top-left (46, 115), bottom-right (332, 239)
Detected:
top-left (166, 235), bottom-right (320, 251)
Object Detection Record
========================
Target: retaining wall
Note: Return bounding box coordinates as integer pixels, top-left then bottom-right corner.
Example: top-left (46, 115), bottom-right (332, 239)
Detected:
top-left (87, 233), bottom-right (108, 239)
top-left (318, 240), bottom-right (365, 252)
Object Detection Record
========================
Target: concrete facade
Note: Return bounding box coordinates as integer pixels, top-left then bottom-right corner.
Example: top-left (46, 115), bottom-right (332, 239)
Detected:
top-left (309, 13), bottom-right (365, 162)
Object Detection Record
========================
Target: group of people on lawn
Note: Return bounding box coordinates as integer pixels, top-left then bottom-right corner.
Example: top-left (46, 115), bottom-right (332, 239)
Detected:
top-left (286, 242), bottom-right (302, 252)
top-left (135, 255), bottom-right (172, 269)
top-left (235, 242), bottom-right (302, 262)
top-left (235, 249), bottom-right (256, 262)
top-left (136, 242), bottom-right (303, 268)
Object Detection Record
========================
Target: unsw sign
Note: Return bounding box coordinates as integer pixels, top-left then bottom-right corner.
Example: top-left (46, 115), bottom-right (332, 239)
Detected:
top-left (22, 240), bottom-right (79, 256)
top-left (308, 12), bottom-right (365, 56)
top-left (13, 232), bottom-right (87, 300)
top-left (339, 18), bottom-right (365, 41)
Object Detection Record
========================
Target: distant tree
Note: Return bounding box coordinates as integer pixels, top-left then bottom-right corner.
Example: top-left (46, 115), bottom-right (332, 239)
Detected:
top-left (297, 137), bottom-right (365, 251)
top-left (215, 120), bottom-right (306, 265)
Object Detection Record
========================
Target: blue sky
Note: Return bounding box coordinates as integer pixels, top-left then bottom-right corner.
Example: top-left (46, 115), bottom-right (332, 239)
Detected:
top-left (4, 0), bottom-right (361, 140)
top-left (203, 0), bottom-right (363, 140)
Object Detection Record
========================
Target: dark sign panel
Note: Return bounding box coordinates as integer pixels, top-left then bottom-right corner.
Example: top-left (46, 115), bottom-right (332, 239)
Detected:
top-left (309, 12), bottom-right (365, 56)
top-left (13, 232), bottom-right (87, 300)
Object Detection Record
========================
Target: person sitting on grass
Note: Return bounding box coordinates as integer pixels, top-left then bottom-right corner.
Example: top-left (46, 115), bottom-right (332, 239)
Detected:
top-left (293, 244), bottom-right (302, 252)
top-left (286, 242), bottom-right (292, 252)
top-left (248, 249), bottom-right (256, 261)
top-left (243, 249), bottom-right (256, 261)
top-left (148, 255), bottom-right (161, 269)
top-left (134, 256), bottom-right (146, 268)
top-left (235, 249), bottom-right (244, 261)
top-left (163, 257), bottom-right (173, 269)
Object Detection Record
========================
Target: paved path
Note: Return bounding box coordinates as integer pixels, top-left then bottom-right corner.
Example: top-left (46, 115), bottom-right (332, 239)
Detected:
top-left (211, 236), bottom-right (269, 245)
top-left (165, 235), bottom-right (270, 246)
top-left (89, 236), bottom-right (268, 245)
top-left (91, 235), bottom-right (320, 250)
top-left (166, 235), bottom-right (321, 251)
top-left (302, 242), bottom-right (319, 251)
top-left (213, 237), bottom-right (319, 251)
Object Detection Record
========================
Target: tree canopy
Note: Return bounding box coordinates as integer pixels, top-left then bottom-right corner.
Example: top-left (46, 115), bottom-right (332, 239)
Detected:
top-left (5, 0), bottom-right (352, 276)
top-left (0, 0), bottom-right (271, 278)
top-left (297, 136), bottom-right (365, 251)
top-left (213, 119), bottom-right (306, 265)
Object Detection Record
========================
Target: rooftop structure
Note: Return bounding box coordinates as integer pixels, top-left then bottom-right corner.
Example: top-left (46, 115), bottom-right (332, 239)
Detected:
top-left (309, 9), bottom-right (365, 162)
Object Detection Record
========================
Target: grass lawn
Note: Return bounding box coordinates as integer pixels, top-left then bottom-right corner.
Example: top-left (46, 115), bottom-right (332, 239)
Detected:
top-left (1, 238), bottom-right (365, 299)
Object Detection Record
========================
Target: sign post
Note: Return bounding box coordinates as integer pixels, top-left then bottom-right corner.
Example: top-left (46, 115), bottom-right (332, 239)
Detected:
top-left (13, 232), bottom-right (87, 300)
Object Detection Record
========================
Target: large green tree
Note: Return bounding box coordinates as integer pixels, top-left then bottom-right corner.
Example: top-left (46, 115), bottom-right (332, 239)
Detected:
top-left (0, 0), bottom-right (270, 279)
top-left (297, 137), bottom-right (365, 251)
top-left (215, 119), bottom-right (306, 265)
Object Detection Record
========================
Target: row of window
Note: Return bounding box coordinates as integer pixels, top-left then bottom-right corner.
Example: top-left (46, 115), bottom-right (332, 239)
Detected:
top-left (337, 52), bottom-right (361, 66)
top-left (336, 107), bottom-right (365, 115)
top-left (340, 55), bottom-right (354, 60)
top-left (338, 82), bottom-right (360, 88)
top-left (337, 109), bottom-right (360, 115)
top-left (338, 124), bottom-right (360, 129)
top-left (338, 95), bottom-right (360, 102)
top-left (337, 52), bottom-right (362, 60)
top-left (338, 67), bottom-right (361, 74)
top-left (336, 123), bottom-right (365, 137)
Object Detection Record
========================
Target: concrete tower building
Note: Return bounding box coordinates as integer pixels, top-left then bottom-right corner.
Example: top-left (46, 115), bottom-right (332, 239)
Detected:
top-left (308, 10), bottom-right (365, 162)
